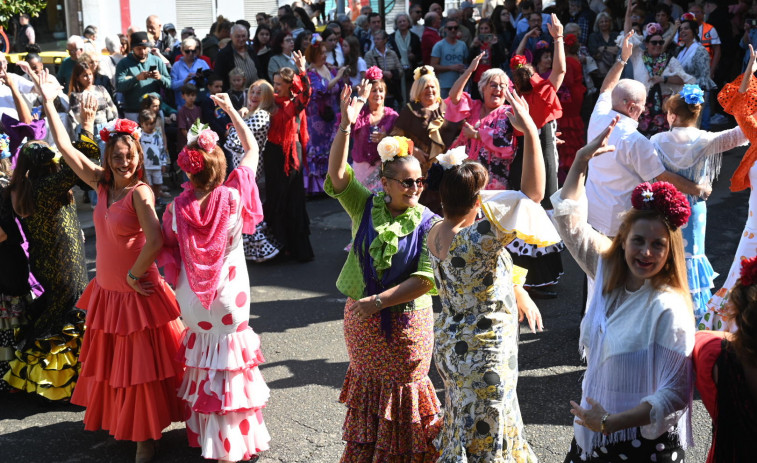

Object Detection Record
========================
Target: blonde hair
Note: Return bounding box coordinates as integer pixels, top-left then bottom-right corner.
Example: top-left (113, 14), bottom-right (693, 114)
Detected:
top-left (229, 67), bottom-right (245, 79)
top-left (247, 79), bottom-right (275, 113)
top-left (410, 73), bottom-right (440, 103)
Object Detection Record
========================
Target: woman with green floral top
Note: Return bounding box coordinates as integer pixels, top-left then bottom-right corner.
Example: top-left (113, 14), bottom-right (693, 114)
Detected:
top-left (325, 80), bottom-right (441, 462)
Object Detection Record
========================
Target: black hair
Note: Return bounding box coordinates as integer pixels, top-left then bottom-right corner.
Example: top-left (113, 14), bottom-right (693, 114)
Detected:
top-left (181, 83), bottom-right (198, 95)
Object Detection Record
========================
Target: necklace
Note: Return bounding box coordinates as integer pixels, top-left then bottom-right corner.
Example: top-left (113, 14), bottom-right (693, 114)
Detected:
top-left (107, 183), bottom-right (136, 215)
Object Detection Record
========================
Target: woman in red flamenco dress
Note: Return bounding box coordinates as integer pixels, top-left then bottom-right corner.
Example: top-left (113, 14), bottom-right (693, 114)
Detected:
top-left (557, 33), bottom-right (586, 184)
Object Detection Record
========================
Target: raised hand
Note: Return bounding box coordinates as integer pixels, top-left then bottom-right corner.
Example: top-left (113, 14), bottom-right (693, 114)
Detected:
top-left (293, 50), bottom-right (307, 73)
top-left (467, 51), bottom-right (486, 73)
top-left (621, 30), bottom-right (634, 62)
top-left (30, 69), bottom-right (62, 103)
top-left (80, 93), bottom-right (98, 130)
top-left (339, 81), bottom-right (366, 126)
top-left (210, 92), bottom-right (234, 114)
top-left (576, 115), bottom-right (618, 162)
top-left (503, 88), bottom-right (536, 134)
top-left (547, 13), bottom-right (563, 39)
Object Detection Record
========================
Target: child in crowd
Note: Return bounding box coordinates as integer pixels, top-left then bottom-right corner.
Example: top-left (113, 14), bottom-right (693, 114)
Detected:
top-left (201, 73), bottom-right (231, 142)
top-left (229, 67), bottom-right (248, 110)
top-left (138, 109), bottom-right (170, 201)
top-left (177, 83), bottom-right (201, 150)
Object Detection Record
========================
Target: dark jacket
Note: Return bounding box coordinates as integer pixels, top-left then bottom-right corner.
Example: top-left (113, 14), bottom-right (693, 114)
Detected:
top-left (214, 42), bottom-right (261, 90)
top-left (388, 30), bottom-right (422, 71)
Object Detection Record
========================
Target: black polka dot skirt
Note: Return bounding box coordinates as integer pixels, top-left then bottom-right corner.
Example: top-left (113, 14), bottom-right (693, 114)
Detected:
top-left (564, 431), bottom-right (684, 463)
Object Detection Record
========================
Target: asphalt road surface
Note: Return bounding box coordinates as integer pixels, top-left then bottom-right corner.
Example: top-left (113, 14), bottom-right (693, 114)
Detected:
top-left (0, 145), bottom-right (747, 462)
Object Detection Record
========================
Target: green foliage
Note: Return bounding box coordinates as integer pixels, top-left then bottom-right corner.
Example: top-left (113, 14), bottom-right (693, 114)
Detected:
top-left (0, 1), bottom-right (48, 28)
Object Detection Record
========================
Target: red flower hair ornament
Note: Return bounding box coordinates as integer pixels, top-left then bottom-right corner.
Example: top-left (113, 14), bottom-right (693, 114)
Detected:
top-left (510, 55), bottom-right (528, 70)
top-left (365, 66), bottom-right (383, 82)
top-left (99, 119), bottom-right (141, 143)
top-left (630, 182), bottom-right (691, 230)
top-left (177, 147), bottom-right (205, 175)
top-left (740, 256), bottom-right (757, 287)
top-left (564, 34), bottom-right (578, 47)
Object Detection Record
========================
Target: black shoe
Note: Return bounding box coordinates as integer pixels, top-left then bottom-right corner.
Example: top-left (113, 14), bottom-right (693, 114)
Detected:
top-left (526, 286), bottom-right (558, 299)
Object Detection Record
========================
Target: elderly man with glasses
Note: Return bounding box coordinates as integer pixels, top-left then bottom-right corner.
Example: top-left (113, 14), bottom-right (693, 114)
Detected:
top-left (57, 35), bottom-right (84, 92)
top-left (214, 24), bottom-right (260, 91)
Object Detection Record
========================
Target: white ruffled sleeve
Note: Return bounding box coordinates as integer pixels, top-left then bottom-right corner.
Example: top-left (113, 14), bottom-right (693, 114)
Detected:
top-left (640, 299), bottom-right (695, 441)
top-left (550, 189), bottom-right (612, 279)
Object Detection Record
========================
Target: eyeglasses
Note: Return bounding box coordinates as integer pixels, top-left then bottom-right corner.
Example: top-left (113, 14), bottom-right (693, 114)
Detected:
top-left (447, 26), bottom-right (459, 30)
top-left (386, 177), bottom-right (427, 188)
top-left (488, 82), bottom-right (507, 90)
top-left (649, 40), bottom-right (664, 46)
top-left (183, 48), bottom-right (197, 53)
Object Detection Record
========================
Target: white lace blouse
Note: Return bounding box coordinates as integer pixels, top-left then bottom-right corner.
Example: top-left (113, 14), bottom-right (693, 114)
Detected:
top-left (550, 189), bottom-right (695, 458)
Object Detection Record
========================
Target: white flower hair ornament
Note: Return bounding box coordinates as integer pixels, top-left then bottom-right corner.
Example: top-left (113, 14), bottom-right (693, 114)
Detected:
top-left (436, 146), bottom-right (468, 170)
top-left (377, 136), bottom-right (412, 163)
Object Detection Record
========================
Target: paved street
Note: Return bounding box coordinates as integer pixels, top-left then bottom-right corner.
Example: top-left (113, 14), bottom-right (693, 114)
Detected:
top-left (0, 145), bottom-right (747, 463)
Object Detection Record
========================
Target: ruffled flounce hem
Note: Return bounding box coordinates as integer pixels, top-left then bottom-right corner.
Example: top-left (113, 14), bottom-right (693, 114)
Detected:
top-left (177, 326), bottom-right (265, 371)
top-left (77, 277), bottom-right (181, 335)
top-left (242, 221), bottom-right (281, 263)
top-left (479, 190), bottom-right (562, 250)
top-left (506, 238), bottom-right (565, 258)
top-left (341, 431), bottom-right (440, 463)
top-left (2, 310), bottom-right (85, 401)
top-left (687, 254), bottom-right (718, 293)
top-left (185, 405), bottom-right (270, 461)
top-left (78, 318), bottom-right (185, 388)
top-left (304, 172), bottom-right (327, 195)
top-left (71, 375), bottom-right (184, 441)
top-left (339, 367), bottom-right (441, 456)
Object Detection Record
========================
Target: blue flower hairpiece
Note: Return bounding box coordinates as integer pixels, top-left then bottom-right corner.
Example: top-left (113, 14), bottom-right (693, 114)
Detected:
top-left (311, 33), bottom-right (322, 45)
top-left (680, 84), bottom-right (704, 105)
top-left (0, 133), bottom-right (10, 160)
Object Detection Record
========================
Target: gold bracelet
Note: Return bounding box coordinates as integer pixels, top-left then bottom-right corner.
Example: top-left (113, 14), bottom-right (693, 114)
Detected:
top-left (600, 413), bottom-right (611, 435)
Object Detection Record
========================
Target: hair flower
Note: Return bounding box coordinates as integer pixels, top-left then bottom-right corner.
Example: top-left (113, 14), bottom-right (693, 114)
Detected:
top-left (681, 12), bottom-right (696, 21)
top-left (186, 120), bottom-right (219, 152)
top-left (377, 136), bottom-right (412, 163)
top-left (437, 146), bottom-right (468, 170)
top-left (740, 256), bottom-right (757, 287)
top-left (535, 40), bottom-right (550, 50)
top-left (0, 133), bottom-right (10, 160)
top-left (177, 146), bottom-right (205, 174)
top-left (311, 33), bottom-right (322, 45)
top-left (365, 66), bottom-right (383, 82)
top-left (564, 34), bottom-right (578, 47)
top-left (645, 22), bottom-right (663, 37)
top-left (510, 55), bottom-right (528, 70)
top-left (631, 181), bottom-right (691, 230)
top-left (99, 118), bottom-right (141, 143)
top-left (413, 65), bottom-right (435, 81)
top-left (679, 84), bottom-right (704, 105)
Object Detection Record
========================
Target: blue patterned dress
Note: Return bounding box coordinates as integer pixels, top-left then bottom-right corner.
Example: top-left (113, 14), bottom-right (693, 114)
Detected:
top-left (304, 68), bottom-right (342, 195)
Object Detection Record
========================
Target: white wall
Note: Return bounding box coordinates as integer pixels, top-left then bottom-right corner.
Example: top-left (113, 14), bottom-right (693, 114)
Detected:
top-left (129, 0), bottom-right (177, 32)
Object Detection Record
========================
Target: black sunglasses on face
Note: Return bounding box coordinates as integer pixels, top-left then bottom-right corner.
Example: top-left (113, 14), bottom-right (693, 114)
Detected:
top-left (649, 40), bottom-right (664, 46)
top-left (386, 177), bottom-right (427, 188)
top-left (183, 48), bottom-right (197, 53)
top-left (447, 26), bottom-right (458, 30)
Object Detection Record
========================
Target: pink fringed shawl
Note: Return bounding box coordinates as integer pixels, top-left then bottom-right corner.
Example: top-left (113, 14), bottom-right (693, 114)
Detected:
top-left (159, 166), bottom-right (263, 308)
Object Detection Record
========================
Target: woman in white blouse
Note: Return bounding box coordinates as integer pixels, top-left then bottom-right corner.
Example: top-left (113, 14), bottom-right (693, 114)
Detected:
top-left (553, 119), bottom-right (695, 463)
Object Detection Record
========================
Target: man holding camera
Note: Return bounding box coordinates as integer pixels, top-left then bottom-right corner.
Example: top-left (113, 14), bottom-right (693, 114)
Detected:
top-left (170, 36), bottom-right (210, 109)
top-left (116, 31), bottom-right (171, 121)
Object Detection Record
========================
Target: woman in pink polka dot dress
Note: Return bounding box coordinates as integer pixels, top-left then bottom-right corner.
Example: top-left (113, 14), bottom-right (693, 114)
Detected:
top-left (160, 94), bottom-right (270, 462)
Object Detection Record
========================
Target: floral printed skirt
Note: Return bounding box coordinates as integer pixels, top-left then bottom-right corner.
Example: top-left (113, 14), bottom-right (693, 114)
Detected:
top-left (340, 298), bottom-right (441, 463)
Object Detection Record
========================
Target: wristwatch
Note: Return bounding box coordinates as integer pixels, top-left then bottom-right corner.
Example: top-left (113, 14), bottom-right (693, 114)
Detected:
top-left (374, 294), bottom-right (383, 310)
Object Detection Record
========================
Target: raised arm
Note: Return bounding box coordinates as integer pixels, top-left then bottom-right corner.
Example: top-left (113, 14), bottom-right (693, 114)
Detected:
top-left (329, 81), bottom-right (370, 193)
top-left (623, 0), bottom-right (635, 34)
top-left (515, 28), bottom-right (540, 56)
top-left (547, 14), bottom-right (566, 90)
top-left (599, 30), bottom-right (633, 94)
top-left (505, 89), bottom-right (545, 203)
top-left (741, 45), bottom-right (757, 94)
top-left (211, 92), bottom-right (258, 172)
top-left (3, 63), bottom-right (32, 123)
top-left (448, 52), bottom-right (484, 105)
top-left (28, 69), bottom-right (103, 189)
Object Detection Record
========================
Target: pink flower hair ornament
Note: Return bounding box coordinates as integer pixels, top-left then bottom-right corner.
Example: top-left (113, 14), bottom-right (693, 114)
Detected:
top-left (177, 146), bottom-right (205, 175)
top-left (186, 120), bottom-right (219, 152)
top-left (99, 119), bottom-right (141, 143)
top-left (365, 66), bottom-right (383, 82)
top-left (630, 182), bottom-right (691, 230)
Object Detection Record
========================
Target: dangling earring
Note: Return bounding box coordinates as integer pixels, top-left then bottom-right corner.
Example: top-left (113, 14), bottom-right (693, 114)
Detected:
top-left (384, 194), bottom-right (392, 204)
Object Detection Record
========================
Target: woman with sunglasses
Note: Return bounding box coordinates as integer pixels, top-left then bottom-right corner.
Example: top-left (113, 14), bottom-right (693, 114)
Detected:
top-left (623, 14), bottom-right (695, 136)
top-left (171, 36), bottom-right (210, 109)
top-left (326, 81), bottom-right (441, 462)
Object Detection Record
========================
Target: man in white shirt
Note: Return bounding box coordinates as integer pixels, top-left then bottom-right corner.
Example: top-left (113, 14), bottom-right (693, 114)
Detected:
top-left (0, 52), bottom-right (34, 120)
top-left (586, 31), bottom-right (705, 238)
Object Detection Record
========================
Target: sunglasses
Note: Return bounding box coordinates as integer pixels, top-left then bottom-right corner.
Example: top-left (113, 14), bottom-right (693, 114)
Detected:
top-left (649, 40), bottom-right (664, 46)
top-left (183, 48), bottom-right (197, 53)
top-left (386, 177), bottom-right (427, 188)
top-left (447, 26), bottom-right (459, 30)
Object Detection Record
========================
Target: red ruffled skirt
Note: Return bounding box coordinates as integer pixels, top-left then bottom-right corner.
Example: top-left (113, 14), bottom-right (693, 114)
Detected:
top-left (340, 298), bottom-right (441, 463)
top-left (557, 115), bottom-right (586, 183)
top-left (70, 277), bottom-right (185, 442)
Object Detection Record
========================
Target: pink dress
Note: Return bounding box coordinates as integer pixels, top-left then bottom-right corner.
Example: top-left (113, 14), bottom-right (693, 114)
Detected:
top-left (444, 93), bottom-right (517, 189)
top-left (161, 166), bottom-right (270, 461)
top-left (71, 183), bottom-right (185, 442)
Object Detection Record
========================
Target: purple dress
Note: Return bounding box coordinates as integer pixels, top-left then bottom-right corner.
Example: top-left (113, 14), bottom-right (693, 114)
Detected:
top-left (304, 68), bottom-right (342, 195)
top-left (339, 106), bottom-right (399, 192)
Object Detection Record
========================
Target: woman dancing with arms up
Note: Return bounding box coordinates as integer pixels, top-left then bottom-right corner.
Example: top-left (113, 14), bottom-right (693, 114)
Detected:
top-left (30, 69), bottom-right (184, 462)
top-left (326, 80), bottom-right (441, 462)
top-left (554, 118), bottom-right (695, 462)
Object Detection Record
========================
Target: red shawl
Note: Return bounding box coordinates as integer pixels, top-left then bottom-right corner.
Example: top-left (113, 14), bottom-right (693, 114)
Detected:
top-left (268, 73), bottom-right (311, 175)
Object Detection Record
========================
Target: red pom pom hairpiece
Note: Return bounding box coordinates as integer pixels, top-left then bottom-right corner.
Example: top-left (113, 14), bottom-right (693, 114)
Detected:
top-left (510, 55), bottom-right (528, 70)
top-left (630, 182), bottom-right (691, 230)
top-left (177, 146), bottom-right (205, 174)
top-left (740, 256), bottom-right (757, 287)
top-left (99, 119), bottom-right (141, 143)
